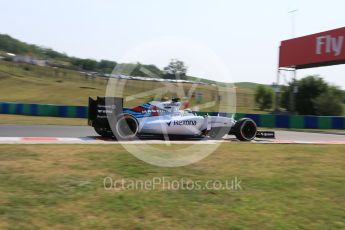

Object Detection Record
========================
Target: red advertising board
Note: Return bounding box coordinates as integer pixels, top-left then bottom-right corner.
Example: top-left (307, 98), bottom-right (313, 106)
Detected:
top-left (279, 27), bottom-right (345, 69)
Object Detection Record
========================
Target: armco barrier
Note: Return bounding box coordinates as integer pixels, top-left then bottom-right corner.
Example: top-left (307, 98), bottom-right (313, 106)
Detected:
top-left (0, 101), bottom-right (344, 129)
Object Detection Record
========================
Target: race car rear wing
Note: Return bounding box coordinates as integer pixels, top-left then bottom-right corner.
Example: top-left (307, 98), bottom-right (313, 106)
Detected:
top-left (88, 97), bottom-right (123, 128)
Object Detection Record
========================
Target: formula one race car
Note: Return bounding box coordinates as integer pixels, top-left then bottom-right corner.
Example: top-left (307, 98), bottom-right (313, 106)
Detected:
top-left (88, 97), bottom-right (274, 141)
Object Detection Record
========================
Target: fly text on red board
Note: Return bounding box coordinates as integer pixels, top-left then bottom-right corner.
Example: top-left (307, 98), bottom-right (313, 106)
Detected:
top-left (316, 35), bottom-right (344, 56)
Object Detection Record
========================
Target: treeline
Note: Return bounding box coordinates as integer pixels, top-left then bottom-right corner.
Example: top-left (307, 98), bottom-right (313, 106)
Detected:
top-left (0, 34), bottom-right (166, 75)
top-left (255, 75), bottom-right (345, 116)
top-left (0, 34), bottom-right (225, 84)
top-left (280, 76), bottom-right (345, 116)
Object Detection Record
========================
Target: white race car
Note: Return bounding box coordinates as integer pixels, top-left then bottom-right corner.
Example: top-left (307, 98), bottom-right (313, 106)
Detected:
top-left (88, 97), bottom-right (274, 141)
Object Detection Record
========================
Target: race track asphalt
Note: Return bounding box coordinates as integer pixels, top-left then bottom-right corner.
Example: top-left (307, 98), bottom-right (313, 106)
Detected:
top-left (0, 124), bottom-right (344, 142)
top-left (0, 124), bottom-right (97, 138)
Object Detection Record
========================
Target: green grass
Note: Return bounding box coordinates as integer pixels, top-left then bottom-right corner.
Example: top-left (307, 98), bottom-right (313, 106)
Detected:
top-left (0, 61), bottom-right (106, 106)
top-left (0, 61), bottom-right (260, 113)
top-left (0, 144), bottom-right (344, 229)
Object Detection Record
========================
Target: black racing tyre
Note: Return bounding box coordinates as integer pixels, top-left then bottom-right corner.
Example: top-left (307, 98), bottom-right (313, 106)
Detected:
top-left (114, 114), bottom-right (139, 140)
top-left (234, 118), bottom-right (257, 141)
top-left (94, 126), bottom-right (114, 138)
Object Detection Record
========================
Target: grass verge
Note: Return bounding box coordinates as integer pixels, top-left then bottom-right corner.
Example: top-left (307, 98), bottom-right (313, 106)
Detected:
top-left (0, 144), bottom-right (344, 229)
top-left (0, 61), bottom-right (259, 113)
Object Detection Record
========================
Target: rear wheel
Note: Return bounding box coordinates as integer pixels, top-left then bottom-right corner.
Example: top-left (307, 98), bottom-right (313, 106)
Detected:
top-left (94, 126), bottom-right (114, 138)
top-left (233, 118), bottom-right (257, 141)
top-left (114, 114), bottom-right (139, 140)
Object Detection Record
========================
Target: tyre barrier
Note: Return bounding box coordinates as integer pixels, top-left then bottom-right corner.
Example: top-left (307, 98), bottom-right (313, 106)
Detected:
top-left (0, 101), bottom-right (344, 129)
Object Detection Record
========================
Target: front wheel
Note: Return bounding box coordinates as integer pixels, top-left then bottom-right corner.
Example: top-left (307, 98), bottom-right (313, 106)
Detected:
top-left (233, 118), bottom-right (257, 141)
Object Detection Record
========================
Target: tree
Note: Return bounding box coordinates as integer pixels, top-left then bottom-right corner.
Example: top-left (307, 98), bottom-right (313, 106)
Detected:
top-left (97, 60), bottom-right (117, 73)
top-left (281, 75), bottom-right (343, 115)
top-left (163, 59), bottom-right (187, 80)
top-left (313, 86), bottom-right (343, 116)
top-left (255, 85), bottom-right (273, 111)
top-left (294, 76), bottom-right (328, 115)
top-left (81, 59), bottom-right (98, 71)
top-left (71, 58), bottom-right (98, 71)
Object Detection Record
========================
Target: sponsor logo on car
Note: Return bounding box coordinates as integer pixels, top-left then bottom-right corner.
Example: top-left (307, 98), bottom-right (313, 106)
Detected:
top-left (97, 105), bottom-right (116, 109)
top-left (167, 120), bottom-right (197, 126)
top-left (163, 103), bottom-right (179, 108)
top-left (142, 109), bottom-right (167, 114)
